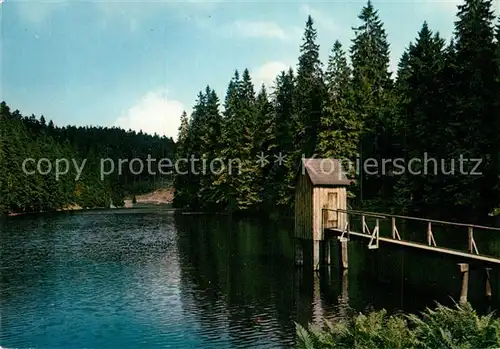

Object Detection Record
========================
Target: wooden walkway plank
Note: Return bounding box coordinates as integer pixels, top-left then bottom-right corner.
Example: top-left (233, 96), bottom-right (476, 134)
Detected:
top-left (328, 228), bottom-right (500, 265)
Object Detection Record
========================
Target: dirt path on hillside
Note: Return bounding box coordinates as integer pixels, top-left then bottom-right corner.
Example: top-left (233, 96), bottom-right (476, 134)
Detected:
top-left (124, 188), bottom-right (174, 207)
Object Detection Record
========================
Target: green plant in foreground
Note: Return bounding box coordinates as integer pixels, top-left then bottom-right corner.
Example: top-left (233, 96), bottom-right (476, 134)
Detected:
top-left (296, 302), bottom-right (500, 348)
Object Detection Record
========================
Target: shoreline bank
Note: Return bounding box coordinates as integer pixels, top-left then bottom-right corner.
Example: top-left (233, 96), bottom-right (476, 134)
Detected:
top-left (3, 188), bottom-right (175, 218)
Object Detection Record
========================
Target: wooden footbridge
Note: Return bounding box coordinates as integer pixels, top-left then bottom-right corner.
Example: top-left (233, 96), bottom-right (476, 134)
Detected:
top-left (324, 208), bottom-right (500, 265)
top-left (294, 158), bottom-right (500, 302)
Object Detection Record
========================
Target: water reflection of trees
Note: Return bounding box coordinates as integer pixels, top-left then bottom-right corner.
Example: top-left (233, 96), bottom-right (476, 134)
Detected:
top-left (1, 214), bottom-right (60, 296)
top-left (344, 228), bottom-right (500, 315)
top-left (172, 213), bottom-right (500, 347)
top-left (0, 214), bottom-right (63, 336)
top-left (175, 214), bottom-right (304, 347)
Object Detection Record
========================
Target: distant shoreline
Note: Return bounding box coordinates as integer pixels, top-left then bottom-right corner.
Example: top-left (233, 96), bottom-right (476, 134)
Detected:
top-left (6, 204), bottom-right (84, 217)
top-left (4, 188), bottom-right (175, 218)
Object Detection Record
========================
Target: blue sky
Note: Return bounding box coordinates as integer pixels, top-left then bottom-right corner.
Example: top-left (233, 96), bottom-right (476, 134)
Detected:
top-left (1, 0), bottom-right (492, 139)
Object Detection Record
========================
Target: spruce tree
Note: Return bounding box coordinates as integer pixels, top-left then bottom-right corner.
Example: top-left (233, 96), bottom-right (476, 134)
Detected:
top-left (212, 71), bottom-right (241, 211)
top-left (446, 0), bottom-right (498, 220)
top-left (184, 91), bottom-right (207, 210)
top-left (392, 49), bottom-right (412, 213)
top-left (317, 40), bottom-right (360, 162)
top-left (294, 15), bottom-right (325, 158)
top-left (0, 103), bottom-right (7, 214)
top-left (254, 84), bottom-right (276, 208)
top-left (199, 87), bottom-right (223, 209)
top-left (278, 16), bottom-right (326, 210)
top-left (233, 69), bottom-right (261, 210)
top-left (270, 69), bottom-right (296, 211)
top-left (349, 0), bottom-right (393, 205)
top-left (173, 111), bottom-right (190, 209)
top-left (396, 22), bottom-right (447, 216)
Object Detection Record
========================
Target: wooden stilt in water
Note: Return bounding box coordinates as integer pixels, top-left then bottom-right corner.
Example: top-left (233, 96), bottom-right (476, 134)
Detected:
top-left (319, 240), bottom-right (325, 266)
top-left (312, 271), bottom-right (324, 323)
top-left (458, 263), bottom-right (469, 304)
top-left (313, 240), bottom-right (320, 271)
top-left (325, 238), bottom-right (331, 265)
top-left (341, 269), bottom-right (348, 299)
top-left (339, 237), bottom-right (348, 269)
top-left (295, 239), bottom-right (304, 266)
top-left (485, 267), bottom-right (492, 313)
top-left (325, 263), bottom-right (332, 285)
top-left (337, 269), bottom-right (349, 319)
top-left (485, 267), bottom-right (492, 300)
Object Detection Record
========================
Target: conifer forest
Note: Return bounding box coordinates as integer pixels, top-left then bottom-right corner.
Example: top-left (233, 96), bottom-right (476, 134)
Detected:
top-left (174, 0), bottom-right (500, 223)
top-left (0, 102), bottom-right (175, 214)
top-left (2, 0), bottom-right (500, 223)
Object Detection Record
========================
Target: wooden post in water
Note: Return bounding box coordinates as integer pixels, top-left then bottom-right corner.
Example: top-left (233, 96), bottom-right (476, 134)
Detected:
top-left (312, 271), bottom-right (326, 323)
top-left (458, 263), bottom-right (469, 304)
top-left (337, 269), bottom-right (349, 319)
top-left (341, 269), bottom-right (348, 298)
top-left (313, 240), bottom-right (320, 271)
top-left (325, 238), bottom-right (331, 265)
top-left (295, 239), bottom-right (304, 266)
top-left (338, 236), bottom-right (348, 269)
top-left (485, 267), bottom-right (492, 300)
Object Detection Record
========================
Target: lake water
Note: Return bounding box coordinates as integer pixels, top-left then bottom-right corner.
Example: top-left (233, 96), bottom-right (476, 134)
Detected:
top-left (1, 208), bottom-right (500, 348)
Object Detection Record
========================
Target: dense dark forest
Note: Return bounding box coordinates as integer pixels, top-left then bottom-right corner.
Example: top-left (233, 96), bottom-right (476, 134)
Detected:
top-left (0, 101), bottom-right (175, 215)
top-left (174, 0), bottom-right (500, 223)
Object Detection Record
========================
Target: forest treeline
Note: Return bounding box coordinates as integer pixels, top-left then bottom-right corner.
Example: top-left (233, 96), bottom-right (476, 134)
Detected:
top-left (0, 102), bottom-right (175, 215)
top-left (173, 0), bottom-right (500, 223)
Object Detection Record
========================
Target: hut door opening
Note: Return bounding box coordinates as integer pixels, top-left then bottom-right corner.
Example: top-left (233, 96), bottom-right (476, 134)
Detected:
top-left (327, 192), bottom-right (338, 229)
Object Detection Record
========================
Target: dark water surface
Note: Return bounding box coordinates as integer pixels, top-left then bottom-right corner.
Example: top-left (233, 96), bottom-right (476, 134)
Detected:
top-left (1, 208), bottom-right (500, 348)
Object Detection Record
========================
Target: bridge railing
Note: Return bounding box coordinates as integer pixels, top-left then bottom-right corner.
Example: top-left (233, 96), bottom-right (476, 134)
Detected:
top-left (322, 208), bottom-right (500, 256)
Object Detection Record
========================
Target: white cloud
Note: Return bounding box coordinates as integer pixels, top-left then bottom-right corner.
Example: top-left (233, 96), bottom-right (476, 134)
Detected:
top-left (425, 0), bottom-right (463, 12)
top-left (253, 61), bottom-right (293, 89)
top-left (129, 18), bottom-right (139, 33)
top-left (423, 0), bottom-right (499, 15)
top-left (301, 4), bottom-right (339, 33)
top-left (170, 0), bottom-right (222, 11)
top-left (290, 25), bottom-right (304, 40)
top-left (93, 1), bottom-right (153, 17)
top-left (15, 1), bottom-right (67, 24)
top-left (93, 2), bottom-right (146, 33)
top-left (114, 89), bottom-right (186, 140)
top-left (232, 20), bottom-right (287, 40)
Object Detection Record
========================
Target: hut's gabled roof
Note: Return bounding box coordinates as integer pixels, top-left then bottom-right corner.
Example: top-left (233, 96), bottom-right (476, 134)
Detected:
top-left (300, 158), bottom-right (354, 186)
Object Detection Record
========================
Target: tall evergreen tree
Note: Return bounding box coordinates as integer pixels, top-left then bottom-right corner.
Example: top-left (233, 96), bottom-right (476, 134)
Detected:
top-left (173, 111), bottom-right (190, 209)
top-left (183, 91), bottom-right (208, 210)
top-left (349, 0), bottom-right (393, 204)
top-left (394, 23), bottom-right (447, 216)
top-left (276, 16), bottom-right (326, 210)
top-left (270, 69), bottom-right (296, 211)
top-left (0, 102), bottom-right (9, 214)
top-left (212, 71), bottom-right (242, 211)
top-left (233, 69), bottom-right (261, 210)
top-left (199, 87), bottom-right (224, 208)
top-left (254, 84), bottom-right (277, 207)
top-left (445, 0), bottom-right (498, 221)
top-left (317, 40), bottom-right (360, 163)
top-left (294, 15), bottom-right (326, 159)
top-left (391, 49), bottom-right (412, 213)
